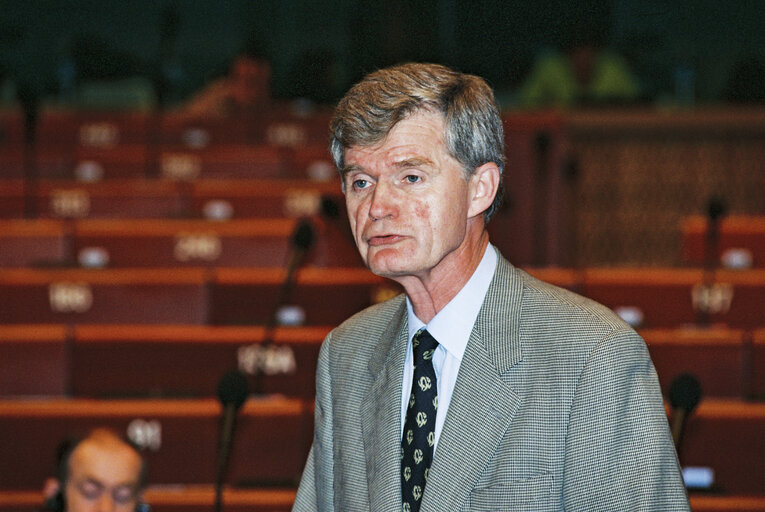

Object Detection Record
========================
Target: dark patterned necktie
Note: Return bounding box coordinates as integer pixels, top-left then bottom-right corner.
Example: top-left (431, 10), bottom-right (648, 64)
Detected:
top-left (401, 328), bottom-right (439, 512)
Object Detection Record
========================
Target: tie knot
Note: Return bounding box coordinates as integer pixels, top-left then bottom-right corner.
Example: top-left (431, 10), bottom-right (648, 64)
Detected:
top-left (412, 329), bottom-right (439, 363)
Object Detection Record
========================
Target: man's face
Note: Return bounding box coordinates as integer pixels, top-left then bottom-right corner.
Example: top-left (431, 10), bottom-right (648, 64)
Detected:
top-left (342, 110), bottom-right (476, 281)
top-left (64, 438), bottom-right (142, 512)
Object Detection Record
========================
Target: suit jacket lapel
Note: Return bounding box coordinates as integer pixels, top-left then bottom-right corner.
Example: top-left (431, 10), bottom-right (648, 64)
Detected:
top-left (361, 300), bottom-right (408, 512)
top-left (422, 254), bottom-right (525, 511)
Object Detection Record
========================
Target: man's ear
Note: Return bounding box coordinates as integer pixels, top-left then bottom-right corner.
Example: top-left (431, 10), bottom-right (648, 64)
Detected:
top-left (467, 162), bottom-right (500, 219)
top-left (42, 477), bottom-right (61, 501)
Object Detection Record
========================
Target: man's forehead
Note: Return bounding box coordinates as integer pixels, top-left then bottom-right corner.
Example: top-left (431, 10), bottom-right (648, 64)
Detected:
top-left (69, 439), bottom-right (141, 481)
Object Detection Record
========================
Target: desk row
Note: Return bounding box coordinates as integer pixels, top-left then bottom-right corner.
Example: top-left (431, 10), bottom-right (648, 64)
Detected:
top-left (0, 179), bottom-right (345, 220)
top-left (0, 217), bottom-right (361, 268)
top-left (0, 143), bottom-right (335, 181)
top-left (0, 267), bottom-right (762, 328)
top-left (0, 397), bottom-right (763, 495)
top-left (2, 490), bottom-right (765, 512)
top-left (2, 325), bottom-right (765, 400)
top-left (0, 107), bottom-right (334, 149)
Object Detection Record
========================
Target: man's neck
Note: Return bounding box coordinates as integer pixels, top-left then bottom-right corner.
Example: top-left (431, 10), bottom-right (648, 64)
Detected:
top-left (395, 229), bottom-right (489, 323)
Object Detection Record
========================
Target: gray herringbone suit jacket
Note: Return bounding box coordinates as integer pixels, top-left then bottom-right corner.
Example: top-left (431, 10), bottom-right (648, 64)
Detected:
top-left (293, 250), bottom-right (690, 511)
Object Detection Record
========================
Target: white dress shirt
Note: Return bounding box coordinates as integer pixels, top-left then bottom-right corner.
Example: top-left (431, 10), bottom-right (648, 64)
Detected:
top-left (401, 243), bottom-right (498, 450)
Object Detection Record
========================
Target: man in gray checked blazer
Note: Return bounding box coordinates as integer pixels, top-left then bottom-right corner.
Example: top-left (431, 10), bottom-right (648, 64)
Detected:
top-left (293, 63), bottom-right (690, 511)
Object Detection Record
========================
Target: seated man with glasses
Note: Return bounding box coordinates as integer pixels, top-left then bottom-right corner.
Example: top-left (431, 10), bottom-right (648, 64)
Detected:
top-left (41, 428), bottom-right (150, 512)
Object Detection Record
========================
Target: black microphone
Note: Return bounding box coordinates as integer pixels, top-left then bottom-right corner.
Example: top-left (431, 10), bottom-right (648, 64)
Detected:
top-left (704, 196), bottom-right (727, 273)
top-left (214, 370), bottom-right (249, 512)
top-left (669, 373), bottom-right (702, 461)
top-left (272, 218), bottom-right (315, 326)
top-left (243, 219), bottom-right (315, 394)
top-left (697, 196), bottom-right (728, 326)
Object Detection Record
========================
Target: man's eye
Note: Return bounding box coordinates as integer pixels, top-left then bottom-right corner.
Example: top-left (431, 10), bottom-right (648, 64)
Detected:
top-left (78, 482), bottom-right (102, 500)
top-left (352, 179), bottom-right (369, 189)
top-left (405, 175), bottom-right (421, 183)
top-left (113, 486), bottom-right (137, 504)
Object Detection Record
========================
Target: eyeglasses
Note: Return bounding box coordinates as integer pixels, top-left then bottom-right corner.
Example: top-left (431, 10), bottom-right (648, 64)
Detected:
top-left (73, 478), bottom-right (139, 506)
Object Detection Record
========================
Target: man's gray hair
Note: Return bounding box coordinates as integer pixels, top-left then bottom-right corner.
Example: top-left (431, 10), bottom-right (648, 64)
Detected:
top-left (330, 62), bottom-right (505, 222)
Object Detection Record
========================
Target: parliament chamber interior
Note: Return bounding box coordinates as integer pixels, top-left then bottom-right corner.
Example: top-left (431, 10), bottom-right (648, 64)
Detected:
top-left (1, 3), bottom-right (765, 510)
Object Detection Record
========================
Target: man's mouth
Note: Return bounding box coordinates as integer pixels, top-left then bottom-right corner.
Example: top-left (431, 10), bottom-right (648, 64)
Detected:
top-left (368, 235), bottom-right (404, 246)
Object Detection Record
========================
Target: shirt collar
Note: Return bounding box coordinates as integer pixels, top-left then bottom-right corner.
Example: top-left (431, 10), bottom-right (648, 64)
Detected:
top-left (406, 243), bottom-right (498, 360)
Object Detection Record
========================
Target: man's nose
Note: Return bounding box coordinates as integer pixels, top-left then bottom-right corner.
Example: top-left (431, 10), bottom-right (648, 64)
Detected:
top-left (96, 494), bottom-right (116, 512)
top-left (368, 181), bottom-right (397, 220)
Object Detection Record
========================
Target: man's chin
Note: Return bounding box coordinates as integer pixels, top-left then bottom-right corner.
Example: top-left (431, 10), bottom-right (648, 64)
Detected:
top-left (365, 248), bottom-right (419, 278)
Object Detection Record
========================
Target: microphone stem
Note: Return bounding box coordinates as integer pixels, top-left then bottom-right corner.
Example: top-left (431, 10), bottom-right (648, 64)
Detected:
top-left (214, 405), bottom-right (237, 512)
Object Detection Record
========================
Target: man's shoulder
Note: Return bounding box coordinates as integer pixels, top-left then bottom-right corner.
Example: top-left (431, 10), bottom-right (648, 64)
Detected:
top-left (491, 253), bottom-right (632, 339)
top-left (520, 268), bottom-right (632, 333)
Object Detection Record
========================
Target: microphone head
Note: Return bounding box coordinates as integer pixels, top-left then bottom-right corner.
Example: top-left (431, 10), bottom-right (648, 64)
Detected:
top-left (707, 196), bottom-right (727, 221)
top-left (216, 370), bottom-right (249, 410)
top-left (292, 219), bottom-right (315, 250)
top-left (320, 196), bottom-right (341, 219)
top-left (669, 373), bottom-right (702, 412)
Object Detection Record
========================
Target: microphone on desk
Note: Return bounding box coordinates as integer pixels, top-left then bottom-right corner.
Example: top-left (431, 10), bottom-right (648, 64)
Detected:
top-left (271, 218), bottom-right (315, 329)
top-left (704, 196), bottom-right (727, 274)
top-left (669, 373), bottom-right (702, 461)
top-left (695, 197), bottom-right (729, 326)
top-left (241, 219), bottom-right (315, 393)
top-left (214, 370), bottom-right (249, 512)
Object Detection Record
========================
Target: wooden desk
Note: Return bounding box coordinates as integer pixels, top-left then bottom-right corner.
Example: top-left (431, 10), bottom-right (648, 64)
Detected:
top-left (72, 218), bottom-right (361, 268)
top-left (211, 267), bottom-right (398, 326)
top-left (682, 399), bottom-right (765, 494)
top-left (70, 325), bottom-right (328, 398)
top-left (0, 325), bottom-right (68, 396)
top-left (34, 180), bottom-right (186, 219)
top-left (581, 268), bottom-right (765, 329)
top-left (0, 397), bottom-right (312, 489)
top-left (0, 268), bottom-right (209, 324)
top-left (0, 219), bottom-right (69, 267)
top-left (682, 215), bottom-right (765, 268)
top-left (641, 328), bottom-right (748, 398)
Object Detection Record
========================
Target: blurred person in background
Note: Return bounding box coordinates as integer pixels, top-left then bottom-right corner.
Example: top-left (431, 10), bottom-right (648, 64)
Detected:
top-left (175, 39), bottom-right (272, 119)
top-left (39, 428), bottom-right (150, 512)
top-left (518, 21), bottom-right (641, 108)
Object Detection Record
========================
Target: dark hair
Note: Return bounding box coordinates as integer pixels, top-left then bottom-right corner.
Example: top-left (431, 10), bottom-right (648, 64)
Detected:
top-left (330, 62), bottom-right (505, 222)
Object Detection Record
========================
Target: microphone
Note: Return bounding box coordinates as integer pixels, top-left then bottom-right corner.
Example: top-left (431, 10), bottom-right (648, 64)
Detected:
top-left (271, 218), bottom-right (315, 328)
top-left (704, 196), bottom-right (727, 273)
top-left (239, 219), bottom-right (315, 393)
top-left (669, 373), bottom-right (702, 461)
top-left (697, 196), bottom-right (728, 326)
top-left (214, 370), bottom-right (249, 512)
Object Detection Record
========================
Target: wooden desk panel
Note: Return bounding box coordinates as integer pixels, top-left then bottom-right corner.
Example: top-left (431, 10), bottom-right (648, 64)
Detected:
top-left (5, 489), bottom-right (765, 512)
top-left (0, 487), bottom-right (297, 512)
top-left (581, 268), bottom-right (765, 329)
top-left (0, 180), bottom-right (26, 218)
top-left (0, 325), bottom-right (68, 396)
top-left (641, 328), bottom-right (748, 398)
top-left (0, 398), bottom-right (311, 489)
top-left (0, 268), bottom-right (209, 324)
top-left (69, 144), bottom-right (150, 180)
top-left (71, 325), bottom-right (328, 398)
top-left (751, 329), bottom-right (765, 399)
top-left (189, 179), bottom-right (345, 219)
top-left (158, 145), bottom-right (285, 180)
top-left (72, 218), bottom-right (361, 268)
top-left (0, 219), bottom-right (70, 267)
top-left (0, 147), bottom-right (24, 180)
top-left (211, 267), bottom-right (398, 326)
top-left (689, 495), bottom-right (765, 512)
top-left (34, 180), bottom-right (187, 219)
top-left (36, 111), bottom-right (150, 147)
top-left (682, 216), bottom-right (765, 268)
top-left (682, 400), bottom-right (765, 494)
